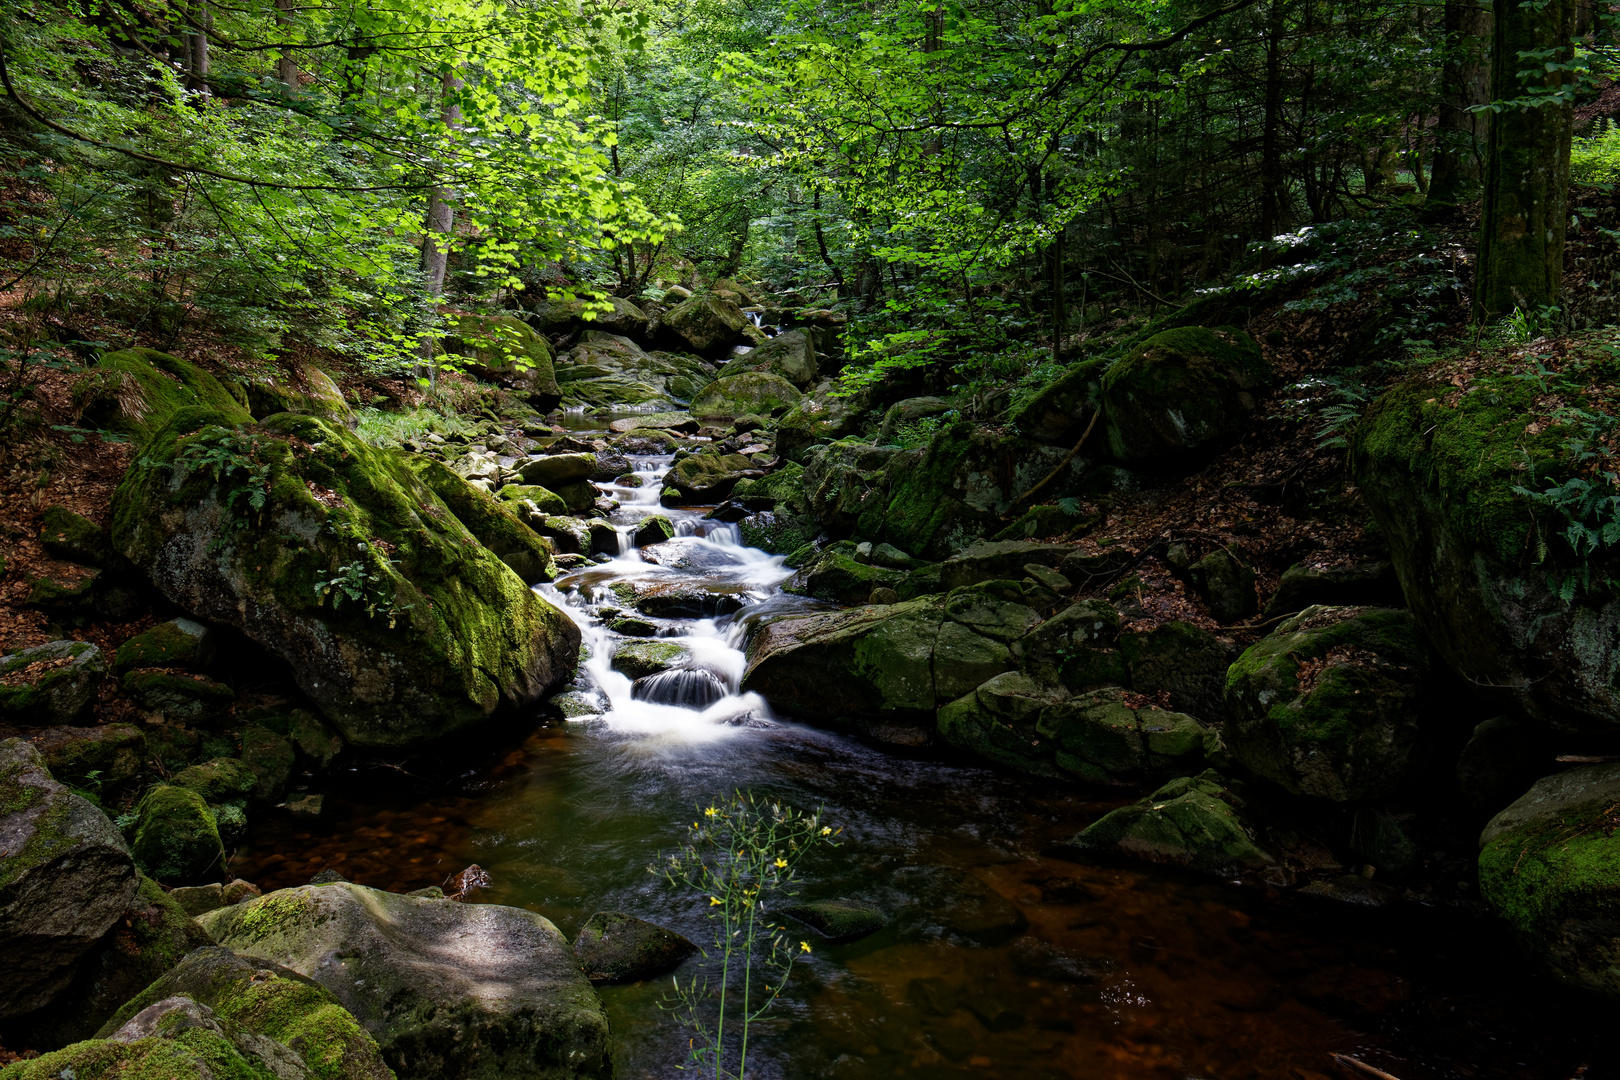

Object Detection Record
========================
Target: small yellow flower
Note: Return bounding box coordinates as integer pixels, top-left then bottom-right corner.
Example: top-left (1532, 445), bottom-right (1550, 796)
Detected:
top-left (774, 858), bottom-right (787, 869)
top-left (705, 806), bottom-right (717, 817)
top-left (709, 896), bottom-right (721, 906)
top-left (799, 941), bottom-right (812, 953)
top-left (820, 826), bottom-right (832, 835)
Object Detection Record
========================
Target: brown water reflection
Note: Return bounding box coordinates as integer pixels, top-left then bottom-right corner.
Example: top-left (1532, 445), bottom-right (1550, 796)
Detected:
top-left (232, 720), bottom-right (1610, 1080)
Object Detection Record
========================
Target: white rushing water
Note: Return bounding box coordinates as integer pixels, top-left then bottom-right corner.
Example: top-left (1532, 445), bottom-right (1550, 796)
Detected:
top-left (534, 450), bottom-right (803, 748)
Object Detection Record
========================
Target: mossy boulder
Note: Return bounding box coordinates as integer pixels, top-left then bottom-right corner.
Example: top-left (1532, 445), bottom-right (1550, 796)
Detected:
top-left (775, 382), bottom-right (874, 462)
top-left (26, 724), bottom-right (147, 791)
top-left (554, 333), bottom-right (716, 409)
top-left (0, 1026), bottom-right (280, 1079)
top-left (1071, 770), bottom-right (1275, 874)
top-left (1478, 762), bottom-right (1620, 998)
top-left (690, 371), bottom-right (804, 418)
top-left (1223, 606), bottom-right (1435, 801)
top-left (732, 329), bottom-right (818, 387)
top-left (111, 408), bottom-right (580, 749)
top-left (667, 452), bottom-right (760, 502)
top-left (1006, 359), bottom-right (1105, 446)
top-left (860, 422), bottom-right (1094, 561)
top-left (16, 874), bottom-right (213, 1049)
top-left (529, 295), bottom-right (651, 342)
top-left (130, 785), bottom-right (224, 886)
top-left (39, 505), bottom-right (119, 569)
top-left (631, 515), bottom-right (676, 547)
top-left (782, 900), bottom-right (888, 943)
top-left (610, 640), bottom-right (688, 681)
top-left (0, 739), bottom-right (138, 1019)
top-left (0, 641), bottom-right (106, 726)
top-left (1100, 326), bottom-right (1271, 466)
top-left (1351, 365), bottom-right (1620, 732)
top-left (446, 314), bottom-right (561, 411)
top-left (239, 725), bottom-right (295, 804)
top-left (94, 944), bottom-right (394, 1079)
top-left (783, 544), bottom-right (904, 605)
top-left (72, 349), bottom-right (252, 444)
top-left (172, 758), bottom-right (256, 809)
top-left (876, 396), bottom-right (953, 444)
top-left (495, 483), bottom-right (568, 520)
top-left (115, 618), bottom-right (216, 676)
top-left (665, 293), bottom-right (749, 355)
top-left (572, 911), bottom-right (696, 984)
top-left (242, 361), bottom-right (354, 427)
top-left (122, 668), bottom-right (235, 726)
top-left (518, 453), bottom-right (596, 489)
top-left (402, 455), bottom-right (557, 585)
top-left (801, 440), bottom-right (898, 534)
top-left (729, 461), bottom-right (808, 513)
top-left (200, 883), bottom-right (611, 1080)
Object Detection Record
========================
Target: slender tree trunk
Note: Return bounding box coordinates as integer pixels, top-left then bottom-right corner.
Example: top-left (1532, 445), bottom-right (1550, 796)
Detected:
top-left (274, 0), bottom-right (299, 88)
top-left (1259, 0), bottom-right (1287, 235)
top-left (186, 1), bottom-right (210, 96)
top-left (421, 71), bottom-right (463, 299)
top-left (1474, 0), bottom-right (1576, 321)
top-left (1429, 0), bottom-right (1493, 206)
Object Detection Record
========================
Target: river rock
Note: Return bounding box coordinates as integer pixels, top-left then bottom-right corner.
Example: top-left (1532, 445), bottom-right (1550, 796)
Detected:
top-left (665, 293), bottom-right (750, 355)
top-left (129, 784), bottom-right (225, 886)
top-left (1100, 326), bottom-right (1272, 466)
top-left (15, 874), bottom-right (213, 1048)
top-left (731, 328), bottom-right (818, 387)
top-left (1072, 770), bottom-right (1275, 874)
top-left (1223, 606), bottom-right (1435, 801)
top-left (405, 454), bottom-right (560, 586)
top-left (775, 381), bottom-right (875, 462)
top-left (520, 452), bottom-right (598, 489)
top-left (610, 640), bottom-right (689, 680)
top-left (200, 883), bottom-right (612, 1080)
top-left (0, 739), bottom-right (138, 1020)
top-left (25, 723), bottom-right (147, 790)
top-left (555, 333), bottom-right (717, 408)
top-left (573, 911), bottom-right (697, 983)
top-left (783, 543), bottom-right (904, 605)
top-left (1478, 762), bottom-right (1620, 998)
top-left (1351, 367), bottom-right (1620, 732)
top-left (0, 641), bottom-right (106, 727)
top-left (114, 617), bottom-right (215, 675)
top-left (783, 900), bottom-right (888, 943)
top-left (445, 314), bottom-right (562, 410)
top-left (691, 371), bottom-right (804, 417)
top-left (92, 944), bottom-right (394, 1079)
top-left (112, 409), bottom-right (580, 749)
top-left (667, 452), bottom-right (761, 501)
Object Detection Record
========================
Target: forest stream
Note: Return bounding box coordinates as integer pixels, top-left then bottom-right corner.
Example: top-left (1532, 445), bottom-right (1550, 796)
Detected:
top-left (227, 415), bottom-right (1609, 1080)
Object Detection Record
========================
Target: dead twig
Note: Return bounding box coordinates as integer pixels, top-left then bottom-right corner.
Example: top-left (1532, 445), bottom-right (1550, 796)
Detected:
top-left (1330, 1053), bottom-right (1404, 1080)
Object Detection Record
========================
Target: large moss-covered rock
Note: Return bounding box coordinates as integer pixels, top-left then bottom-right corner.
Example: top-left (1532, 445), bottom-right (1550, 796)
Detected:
top-left (529, 294), bottom-right (651, 342)
top-left (690, 371), bottom-right (803, 417)
top-left (775, 382), bottom-right (874, 462)
top-left (130, 785), bottom-right (224, 886)
top-left (859, 422), bottom-right (1094, 561)
top-left (1351, 365), bottom-right (1620, 732)
top-left (114, 618), bottom-right (216, 675)
top-left (94, 944), bottom-right (394, 1080)
top-left (111, 408), bottom-right (580, 749)
top-left (1101, 326), bottom-right (1271, 465)
top-left (554, 332), bottom-right (716, 409)
top-left (402, 455), bottom-right (557, 585)
top-left (783, 544), bottom-right (903, 605)
top-left (242, 361), bottom-right (354, 427)
top-left (26, 724), bottom-right (146, 791)
top-left (0, 641), bottom-right (105, 727)
top-left (0, 739), bottom-right (138, 1019)
top-left (122, 668), bottom-right (235, 726)
top-left (733, 329), bottom-right (818, 387)
top-left (801, 440), bottom-right (897, 534)
top-left (667, 452), bottom-right (761, 502)
top-left (200, 884), bottom-right (610, 1080)
top-left (72, 349), bottom-right (252, 444)
top-left (16, 874), bottom-right (213, 1049)
top-left (39, 505), bottom-right (120, 570)
top-left (1223, 606), bottom-right (1434, 801)
top-left (1071, 770), bottom-right (1274, 873)
top-left (1478, 762), bottom-right (1620, 998)
top-left (666, 294), bottom-right (749, 355)
top-left (446, 314), bottom-right (561, 411)
top-left (1006, 359), bottom-right (1105, 446)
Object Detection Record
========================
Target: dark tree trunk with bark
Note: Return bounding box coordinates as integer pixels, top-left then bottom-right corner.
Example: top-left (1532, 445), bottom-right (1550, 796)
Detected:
top-left (1429, 0), bottom-right (1493, 207)
top-left (1473, 0), bottom-right (1575, 320)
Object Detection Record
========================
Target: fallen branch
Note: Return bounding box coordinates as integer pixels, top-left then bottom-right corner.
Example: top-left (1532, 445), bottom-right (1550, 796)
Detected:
top-left (1005, 407), bottom-right (1101, 516)
top-left (1330, 1053), bottom-right (1403, 1080)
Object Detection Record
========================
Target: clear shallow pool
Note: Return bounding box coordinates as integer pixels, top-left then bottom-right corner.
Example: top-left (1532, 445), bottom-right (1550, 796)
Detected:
top-left (232, 428), bottom-right (1612, 1080)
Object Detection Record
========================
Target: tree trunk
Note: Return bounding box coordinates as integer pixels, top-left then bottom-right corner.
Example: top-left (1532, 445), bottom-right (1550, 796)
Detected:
top-left (186, 1), bottom-right (210, 96)
top-left (421, 71), bottom-right (463, 299)
top-left (1473, 0), bottom-right (1575, 321)
top-left (1428, 0), bottom-right (1493, 206)
top-left (1258, 0), bottom-right (1287, 235)
top-left (274, 0), bottom-right (300, 89)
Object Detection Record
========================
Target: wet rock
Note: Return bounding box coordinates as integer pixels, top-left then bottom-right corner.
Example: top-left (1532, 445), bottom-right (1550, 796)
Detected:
top-left (611, 580), bottom-right (746, 618)
top-left (1478, 762), bottom-right (1620, 998)
top-left (1039, 687), bottom-right (1206, 780)
top-left (122, 668), bottom-right (235, 725)
top-left (782, 900), bottom-right (888, 943)
top-left (632, 514), bottom-right (676, 547)
top-left (25, 723), bottom-right (146, 790)
top-left (1189, 548), bottom-right (1257, 623)
top-left (944, 580), bottom-right (1042, 642)
top-left (691, 371), bottom-right (804, 417)
top-left (611, 640), bottom-right (689, 680)
top-left (730, 462), bottom-right (808, 514)
top-left (1262, 560), bottom-right (1403, 619)
top-left (15, 873), bottom-right (213, 1048)
top-left (587, 521), bottom-right (621, 556)
top-left (784, 543), bottom-right (904, 605)
top-left (1071, 770), bottom-right (1274, 873)
top-left (667, 452), bottom-right (761, 501)
top-left (113, 409), bottom-right (580, 750)
top-left (608, 411), bottom-right (698, 434)
top-left (1101, 326), bottom-right (1271, 466)
top-left (114, 618), bottom-right (215, 675)
top-left (0, 739), bottom-right (138, 1019)
top-left (200, 884), bottom-right (611, 1079)
top-left (1224, 606), bottom-right (1435, 801)
top-left (496, 482), bottom-right (569, 518)
top-left (129, 785), bottom-right (224, 886)
top-left (731, 328), bottom-right (818, 387)
top-left (573, 911), bottom-right (697, 983)
top-left (606, 615), bottom-right (659, 637)
top-left (94, 944), bottom-right (393, 1079)
top-left (520, 452), bottom-right (598, 489)
top-left (0, 641), bottom-right (106, 727)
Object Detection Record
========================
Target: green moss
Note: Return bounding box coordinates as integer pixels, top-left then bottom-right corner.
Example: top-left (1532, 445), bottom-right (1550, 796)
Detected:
top-left (234, 890), bottom-right (321, 942)
top-left (39, 505), bottom-right (116, 567)
top-left (401, 454), bottom-right (555, 579)
top-left (131, 785), bottom-right (223, 885)
top-left (0, 1035), bottom-right (250, 1080)
top-left (495, 483), bottom-right (568, 517)
top-left (209, 968), bottom-right (381, 1080)
top-left (1479, 800), bottom-right (1620, 934)
top-left (76, 349), bottom-right (252, 444)
top-left (115, 621), bottom-right (209, 674)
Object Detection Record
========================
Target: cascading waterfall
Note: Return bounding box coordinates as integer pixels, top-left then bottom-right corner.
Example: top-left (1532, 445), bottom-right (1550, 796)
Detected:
top-left (535, 449), bottom-right (803, 743)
